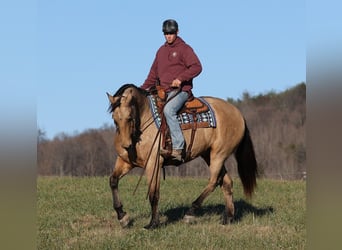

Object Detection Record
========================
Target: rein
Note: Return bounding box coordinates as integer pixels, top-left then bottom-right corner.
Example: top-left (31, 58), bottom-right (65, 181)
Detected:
top-left (132, 128), bottom-right (161, 196)
top-left (140, 115), bottom-right (155, 133)
top-left (133, 88), bottom-right (181, 197)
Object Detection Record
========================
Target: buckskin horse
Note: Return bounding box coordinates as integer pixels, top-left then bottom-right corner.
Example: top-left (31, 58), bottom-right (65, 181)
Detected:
top-left (107, 83), bottom-right (258, 229)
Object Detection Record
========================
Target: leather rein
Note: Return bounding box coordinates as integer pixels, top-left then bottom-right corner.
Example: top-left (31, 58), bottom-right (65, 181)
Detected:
top-left (133, 88), bottom-right (181, 198)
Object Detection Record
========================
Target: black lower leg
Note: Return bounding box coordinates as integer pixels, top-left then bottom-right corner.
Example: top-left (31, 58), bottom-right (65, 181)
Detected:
top-left (110, 175), bottom-right (126, 220)
top-left (114, 205), bottom-right (126, 220)
top-left (145, 193), bottom-right (160, 229)
top-left (186, 202), bottom-right (201, 216)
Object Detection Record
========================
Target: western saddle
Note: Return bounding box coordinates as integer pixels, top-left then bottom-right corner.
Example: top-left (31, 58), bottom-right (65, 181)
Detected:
top-left (152, 86), bottom-right (210, 161)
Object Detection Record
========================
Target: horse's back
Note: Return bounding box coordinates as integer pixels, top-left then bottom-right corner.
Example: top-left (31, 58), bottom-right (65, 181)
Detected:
top-left (184, 96), bottom-right (245, 157)
top-left (202, 96), bottom-right (244, 127)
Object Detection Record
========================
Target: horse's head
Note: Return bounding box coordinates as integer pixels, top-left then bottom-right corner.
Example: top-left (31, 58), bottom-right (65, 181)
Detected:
top-left (107, 85), bottom-right (142, 151)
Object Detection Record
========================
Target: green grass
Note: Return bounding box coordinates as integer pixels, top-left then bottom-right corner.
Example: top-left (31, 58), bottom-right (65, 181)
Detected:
top-left (37, 176), bottom-right (306, 249)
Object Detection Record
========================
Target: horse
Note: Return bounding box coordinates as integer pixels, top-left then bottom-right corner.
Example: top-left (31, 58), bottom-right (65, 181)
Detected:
top-left (107, 83), bottom-right (258, 229)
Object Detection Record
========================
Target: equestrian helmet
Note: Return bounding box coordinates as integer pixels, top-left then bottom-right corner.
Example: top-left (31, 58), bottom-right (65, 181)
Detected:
top-left (162, 19), bottom-right (178, 34)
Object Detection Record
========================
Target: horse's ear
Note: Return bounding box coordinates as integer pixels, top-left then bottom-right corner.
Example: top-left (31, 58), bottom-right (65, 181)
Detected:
top-left (107, 92), bottom-right (119, 104)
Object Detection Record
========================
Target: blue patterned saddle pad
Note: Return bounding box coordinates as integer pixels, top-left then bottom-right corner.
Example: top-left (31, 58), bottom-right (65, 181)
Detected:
top-left (147, 95), bottom-right (217, 130)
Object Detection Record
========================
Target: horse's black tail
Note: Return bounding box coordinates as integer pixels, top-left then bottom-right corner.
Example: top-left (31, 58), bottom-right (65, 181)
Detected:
top-left (235, 122), bottom-right (258, 198)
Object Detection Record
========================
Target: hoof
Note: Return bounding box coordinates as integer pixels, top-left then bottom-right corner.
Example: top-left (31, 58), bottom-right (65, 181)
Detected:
top-left (222, 215), bottom-right (233, 225)
top-left (143, 220), bottom-right (160, 230)
top-left (119, 214), bottom-right (131, 228)
top-left (144, 218), bottom-right (160, 230)
top-left (183, 215), bottom-right (196, 224)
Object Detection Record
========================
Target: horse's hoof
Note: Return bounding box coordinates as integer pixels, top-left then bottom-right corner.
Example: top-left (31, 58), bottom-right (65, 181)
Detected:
top-left (222, 216), bottom-right (233, 225)
top-left (119, 214), bottom-right (131, 228)
top-left (183, 214), bottom-right (196, 224)
top-left (143, 221), bottom-right (160, 230)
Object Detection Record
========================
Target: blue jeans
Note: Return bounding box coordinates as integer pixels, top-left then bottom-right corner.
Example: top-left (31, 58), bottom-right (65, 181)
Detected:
top-left (164, 90), bottom-right (188, 150)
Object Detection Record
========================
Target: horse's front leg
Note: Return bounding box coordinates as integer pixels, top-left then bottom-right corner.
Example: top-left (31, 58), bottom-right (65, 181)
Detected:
top-left (109, 157), bottom-right (133, 228)
top-left (144, 158), bottom-right (163, 229)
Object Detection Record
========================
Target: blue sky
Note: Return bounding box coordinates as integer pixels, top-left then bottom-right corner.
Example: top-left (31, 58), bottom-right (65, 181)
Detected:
top-left (1, 1), bottom-right (306, 139)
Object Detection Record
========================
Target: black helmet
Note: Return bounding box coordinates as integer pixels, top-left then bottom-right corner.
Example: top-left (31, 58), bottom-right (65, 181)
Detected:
top-left (162, 19), bottom-right (178, 34)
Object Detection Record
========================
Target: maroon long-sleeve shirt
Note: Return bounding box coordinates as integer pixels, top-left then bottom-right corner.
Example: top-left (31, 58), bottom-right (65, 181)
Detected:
top-left (141, 36), bottom-right (202, 94)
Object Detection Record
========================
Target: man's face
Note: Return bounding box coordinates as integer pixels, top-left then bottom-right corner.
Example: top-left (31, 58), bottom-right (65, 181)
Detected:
top-left (164, 32), bottom-right (178, 44)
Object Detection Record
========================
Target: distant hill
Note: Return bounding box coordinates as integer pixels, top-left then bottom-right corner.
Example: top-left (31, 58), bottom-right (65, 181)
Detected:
top-left (228, 82), bottom-right (306, 179)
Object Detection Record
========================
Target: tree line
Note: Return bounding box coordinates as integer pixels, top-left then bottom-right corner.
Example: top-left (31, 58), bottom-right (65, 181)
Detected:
top-left (38, 82), bottom-right (306, 180)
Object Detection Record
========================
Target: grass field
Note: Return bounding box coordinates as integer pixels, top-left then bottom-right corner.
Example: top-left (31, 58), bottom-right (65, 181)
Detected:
top-left (37, 176), bottom-right (306, 249)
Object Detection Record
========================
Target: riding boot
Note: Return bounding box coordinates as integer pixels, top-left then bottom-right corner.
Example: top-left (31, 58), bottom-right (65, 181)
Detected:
top-left (160, 148), bottom-right (171, 157)
top-left (160, 148), bottom-right (183, 163)
top-left (170, 149), bottom-right (182, 162)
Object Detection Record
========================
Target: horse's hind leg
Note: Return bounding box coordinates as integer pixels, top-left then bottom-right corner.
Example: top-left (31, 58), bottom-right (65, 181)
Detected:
top-left (109, 157), bottom-right (133, 228)
top-left (184, 156), bottom-right (225, 223)
top-left (220, 170), bottom-right (234, 224)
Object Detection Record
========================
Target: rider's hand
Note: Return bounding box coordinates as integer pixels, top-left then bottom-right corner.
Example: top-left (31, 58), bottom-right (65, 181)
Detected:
top-left (171, 79), bottom-right (181, 88)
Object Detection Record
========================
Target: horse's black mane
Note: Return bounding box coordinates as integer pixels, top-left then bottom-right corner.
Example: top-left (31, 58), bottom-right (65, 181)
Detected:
top-left (108, 83), bottom-right (148, 113)
top-left (113, 83), bottom-right (148, 97)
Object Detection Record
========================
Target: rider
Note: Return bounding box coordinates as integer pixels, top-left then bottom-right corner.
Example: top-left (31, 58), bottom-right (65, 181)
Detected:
top-left (141, 19), bottom-right (202, 162)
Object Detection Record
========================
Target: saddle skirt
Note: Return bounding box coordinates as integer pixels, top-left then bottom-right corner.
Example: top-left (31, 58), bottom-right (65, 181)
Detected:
top-left (147, 95), bottom-right (217, 130)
